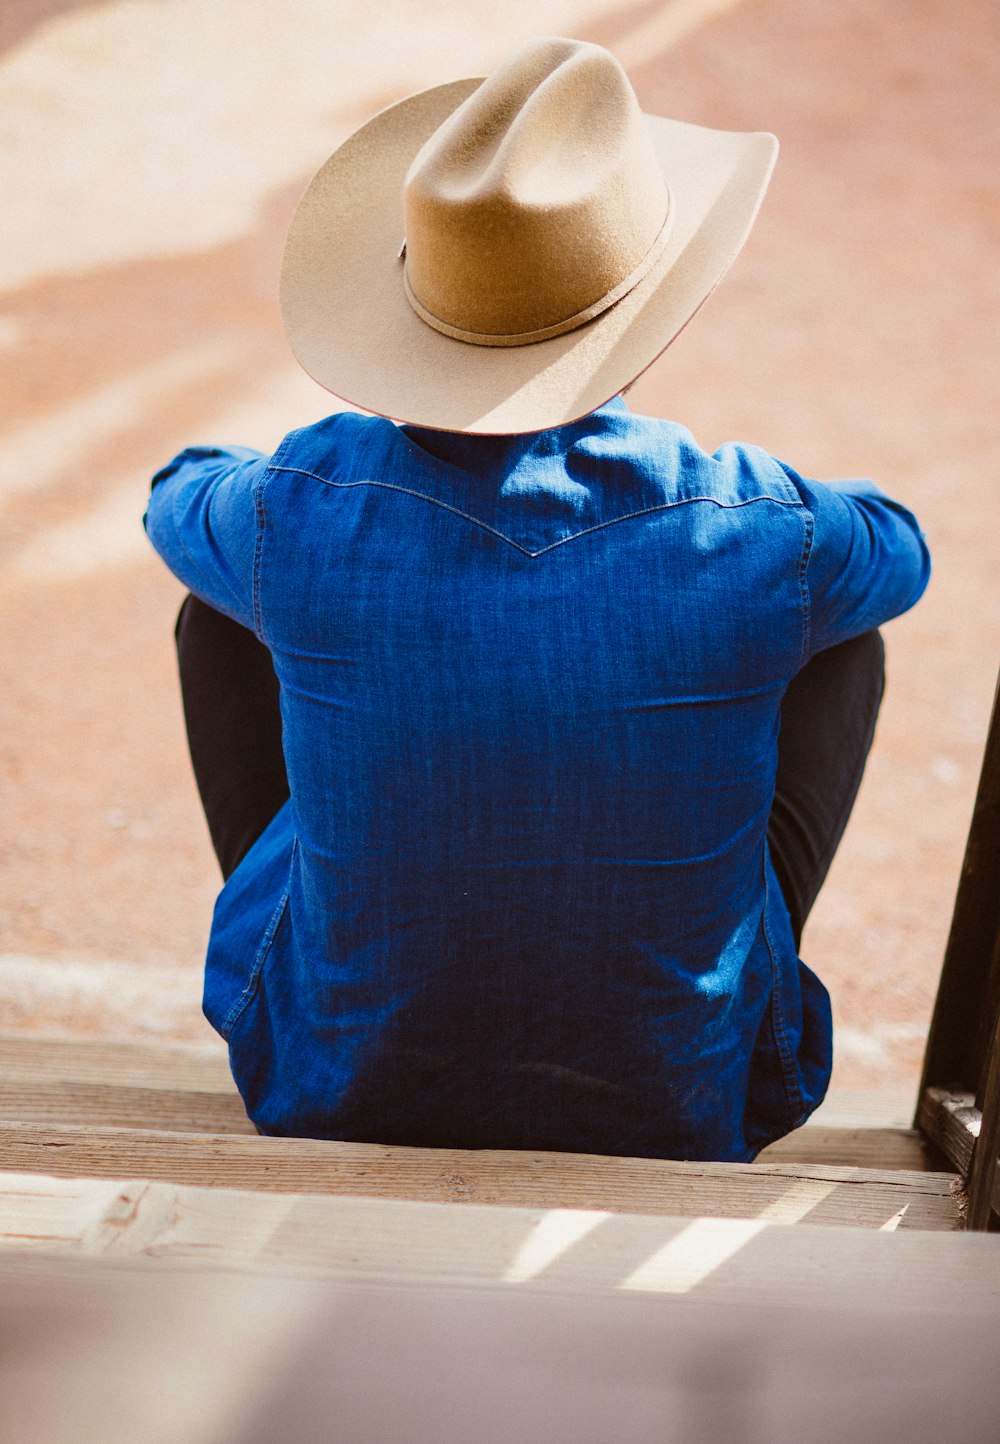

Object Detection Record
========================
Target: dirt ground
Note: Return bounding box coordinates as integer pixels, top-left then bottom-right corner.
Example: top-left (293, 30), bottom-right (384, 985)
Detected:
top-left (1, 0), bottom-right (998, 1099)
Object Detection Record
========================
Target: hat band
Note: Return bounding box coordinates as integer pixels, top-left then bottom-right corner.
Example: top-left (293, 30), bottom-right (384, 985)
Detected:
top-left (403, 191), bottom-right (673, 348)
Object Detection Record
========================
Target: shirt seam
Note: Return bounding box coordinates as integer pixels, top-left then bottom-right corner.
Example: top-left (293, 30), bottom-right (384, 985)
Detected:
top-left (252, 439), bottom-right (293, 641)
top-left (761, 454), bottom-right (814, 666)
top-left (220, 874), bottom-right (292, 1040)
top-left (268, 463), bottom-right (802, 559)
top-left (796, 508), bottom-right (815, 667)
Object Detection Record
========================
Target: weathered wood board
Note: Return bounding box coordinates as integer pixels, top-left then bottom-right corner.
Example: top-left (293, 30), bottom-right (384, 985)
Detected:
top-left (4, 1243), bottom-right (1000, 1444)
top-left (0, 1075), bottom-right (938, 1167)
top-left (0, 1079), bottom-right (255, 1134)
top-left (917, 1087), bottom-right (980, 1174)
top-left (0, 1034), bottom-right (232, 1092)
top-left (757, 1127), bottom-right (938, 1170)
top-left (0, 1122), bottom-right (962, 1229)
top-left (0, 1171), bottom-right (993, 1307)
top-left (1, 1034), bottom-right (937, 1169)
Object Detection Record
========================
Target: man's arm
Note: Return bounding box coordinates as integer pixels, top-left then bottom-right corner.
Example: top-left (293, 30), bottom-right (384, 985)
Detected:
top-left (775, 464), bottom-right (931, 658)
top-left (143, 445), bottom-right (266, 632)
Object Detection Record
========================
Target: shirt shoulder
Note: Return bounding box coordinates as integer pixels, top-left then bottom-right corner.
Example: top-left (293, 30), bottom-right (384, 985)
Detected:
top-left (270, 410), bottom-right (397, 483)
top-left (618, 410), bottom-right (804, 511)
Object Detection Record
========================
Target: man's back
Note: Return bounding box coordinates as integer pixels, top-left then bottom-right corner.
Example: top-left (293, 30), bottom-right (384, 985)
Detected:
top-left (146, 398), bottom-right (929, 1160)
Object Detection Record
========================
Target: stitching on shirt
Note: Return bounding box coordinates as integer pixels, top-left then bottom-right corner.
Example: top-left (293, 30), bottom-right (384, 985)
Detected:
top-left (252, 470), bottom-right (277, 640)
top-left (796, 508), bottom-right (815, 667)
top-left (221, 882), bottom-right (290, 1040)
top-left (269, 463), bottom-right (800, 558)
top-left (764, 452), bottom-right (815, 667)
top-left (250, 436), bottom-right (297, 640)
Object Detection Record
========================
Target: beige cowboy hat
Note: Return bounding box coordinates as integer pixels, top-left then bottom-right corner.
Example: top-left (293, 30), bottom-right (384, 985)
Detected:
top-left (281, 36), bottom-right (777, 434)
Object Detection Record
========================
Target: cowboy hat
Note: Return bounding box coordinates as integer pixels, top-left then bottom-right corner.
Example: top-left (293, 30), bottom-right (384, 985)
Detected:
top-left (281, 36), bottom-right (777, 434)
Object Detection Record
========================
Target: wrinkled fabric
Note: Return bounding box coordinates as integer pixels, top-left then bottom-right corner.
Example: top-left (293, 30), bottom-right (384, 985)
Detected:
top-left (145, 398), bottom-right (929, 1160)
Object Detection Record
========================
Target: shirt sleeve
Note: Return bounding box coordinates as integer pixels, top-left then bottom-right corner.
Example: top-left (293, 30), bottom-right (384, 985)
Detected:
top-left (143, 444), bottom-right (267, 632)
top-left (774, 463), bottom-right (931, 659)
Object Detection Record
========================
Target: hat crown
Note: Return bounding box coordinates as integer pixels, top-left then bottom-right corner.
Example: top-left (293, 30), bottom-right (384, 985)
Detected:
top-left (403, 37), bottom-right (670, 342)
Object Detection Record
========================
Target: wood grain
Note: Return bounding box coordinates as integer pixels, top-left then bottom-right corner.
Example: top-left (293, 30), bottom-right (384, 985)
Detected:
top-left (0, 1171), bottom-right (994, 1307)
top-left (0, 1123), bottom-right (962, 1230)
top-left (0, 1079), bottom-right (254, 1134)
top-left (1, 1035), bottom-right (934, 1168)
top-left (0, 1034), bottom-right (232, 1092)
top-left (918, 667), bottom-right (1000, 1096)
top-left (918, 1087), bottom-right (980, 1175)
top-left (0, 1074), bottom-right (934, 1168)
top-left (756, 1127), bottom-right (937, 1171)
top-left (966, 996), bottom-right (1000, 1229)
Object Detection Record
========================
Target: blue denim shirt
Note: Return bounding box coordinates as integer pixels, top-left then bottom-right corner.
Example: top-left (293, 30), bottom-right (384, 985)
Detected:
top-left (145, 398), bottom-right (929, 1160)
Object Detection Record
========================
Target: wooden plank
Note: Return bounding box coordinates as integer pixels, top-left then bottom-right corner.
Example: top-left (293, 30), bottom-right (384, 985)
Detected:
top-left (918, 666), bottom-right (1000, 1098)
top-left (918, 1086), bottom-right (980, 1175)
top-left (0, 1079), bottom-right (254, 1135)
top-left (4, 1251), bottom-right (1000, 1444)
top-left (803, 1089), bottom-right (916, 1129)
top-left (0, 1070), bottom-right (932, 1166)
top-left (0, 1122), bottom-right (962, 1230)
top-left (0, 1034), bottom-right (935, 1168)
top-left (0, 1171), bottom-right (996, 1309)
top-left (0, 1255), bottom-right (314, 1444)
top-left (967, 1000), bottom-right (1000, 1229)
top-left (0, 1036), bottom-right (920, 1128)
top-left (0, 1034), bottom-right (232, 1092)
top-left (757, 1127), bottom-right (938, 1171)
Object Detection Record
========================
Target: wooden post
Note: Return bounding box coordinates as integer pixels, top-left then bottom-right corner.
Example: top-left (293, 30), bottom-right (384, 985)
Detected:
top-left (917, 669), bottom-right (1000, 1098)
top-left (916, 665), bottom-right (1000, 1221)
top-left (966, 970), bottom-right (1000, 1231)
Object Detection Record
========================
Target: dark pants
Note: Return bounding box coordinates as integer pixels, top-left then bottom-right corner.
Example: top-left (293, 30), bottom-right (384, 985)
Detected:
top-left (175, 595), bottom-right (885, 947)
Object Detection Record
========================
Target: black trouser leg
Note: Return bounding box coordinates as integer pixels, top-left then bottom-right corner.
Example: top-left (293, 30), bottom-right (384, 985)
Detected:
top-left (767, 630), bottom-right (886, 948)
top-left (175, 595), bottom-right (289, 880)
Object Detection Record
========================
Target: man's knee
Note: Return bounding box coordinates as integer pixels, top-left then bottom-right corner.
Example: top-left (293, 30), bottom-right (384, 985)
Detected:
top-left (809, 628), bottom-right (885, 710)
top-left (848, 629), bottom-right (886, 715)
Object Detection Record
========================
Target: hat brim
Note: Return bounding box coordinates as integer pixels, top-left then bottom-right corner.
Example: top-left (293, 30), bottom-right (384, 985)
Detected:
top-left (281, 78), bottom-right (777, 434)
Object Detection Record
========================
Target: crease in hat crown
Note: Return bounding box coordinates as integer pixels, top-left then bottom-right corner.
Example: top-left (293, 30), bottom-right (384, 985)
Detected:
top-left (401, 37), bottom-right (673, 347)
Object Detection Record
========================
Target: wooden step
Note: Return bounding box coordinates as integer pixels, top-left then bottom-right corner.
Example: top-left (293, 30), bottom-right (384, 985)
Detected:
top-left (4, 1242), bottom-right (1000, 1444)
top-left (0, 1170), bottom-right (993, 1305)
top-left (0, 1033), bottom-right (233, 1092)
top-left (0, 1121), bottom-right (962, 1229)
top-left (757, 1127), bottom-right (939, 1169)
top-left (918, 1087), bottom-right (981, 1174)
top-left (0, 1076), bottom-right (254, 1134)
top-left (0, 1033), bottom-right (941, 1169)
top-left (0, 1074), bottom-right (938, 1167)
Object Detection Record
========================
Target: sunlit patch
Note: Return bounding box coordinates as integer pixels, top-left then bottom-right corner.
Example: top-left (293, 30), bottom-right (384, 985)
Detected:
top-left (503, 1207), bottom-right (610, 1283)
top-left (755, 1178), bottom-right (838, 1224)
top-left (619, 1216), bottom-right (766, 1293)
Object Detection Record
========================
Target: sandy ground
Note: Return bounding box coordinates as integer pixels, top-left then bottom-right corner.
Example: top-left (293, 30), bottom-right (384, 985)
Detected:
top-left (1, 0), bottom-right (998, 1098)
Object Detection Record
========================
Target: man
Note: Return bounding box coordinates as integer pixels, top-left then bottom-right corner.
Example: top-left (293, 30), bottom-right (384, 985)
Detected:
top-left (145, 37), bottom-right (929, 1161)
